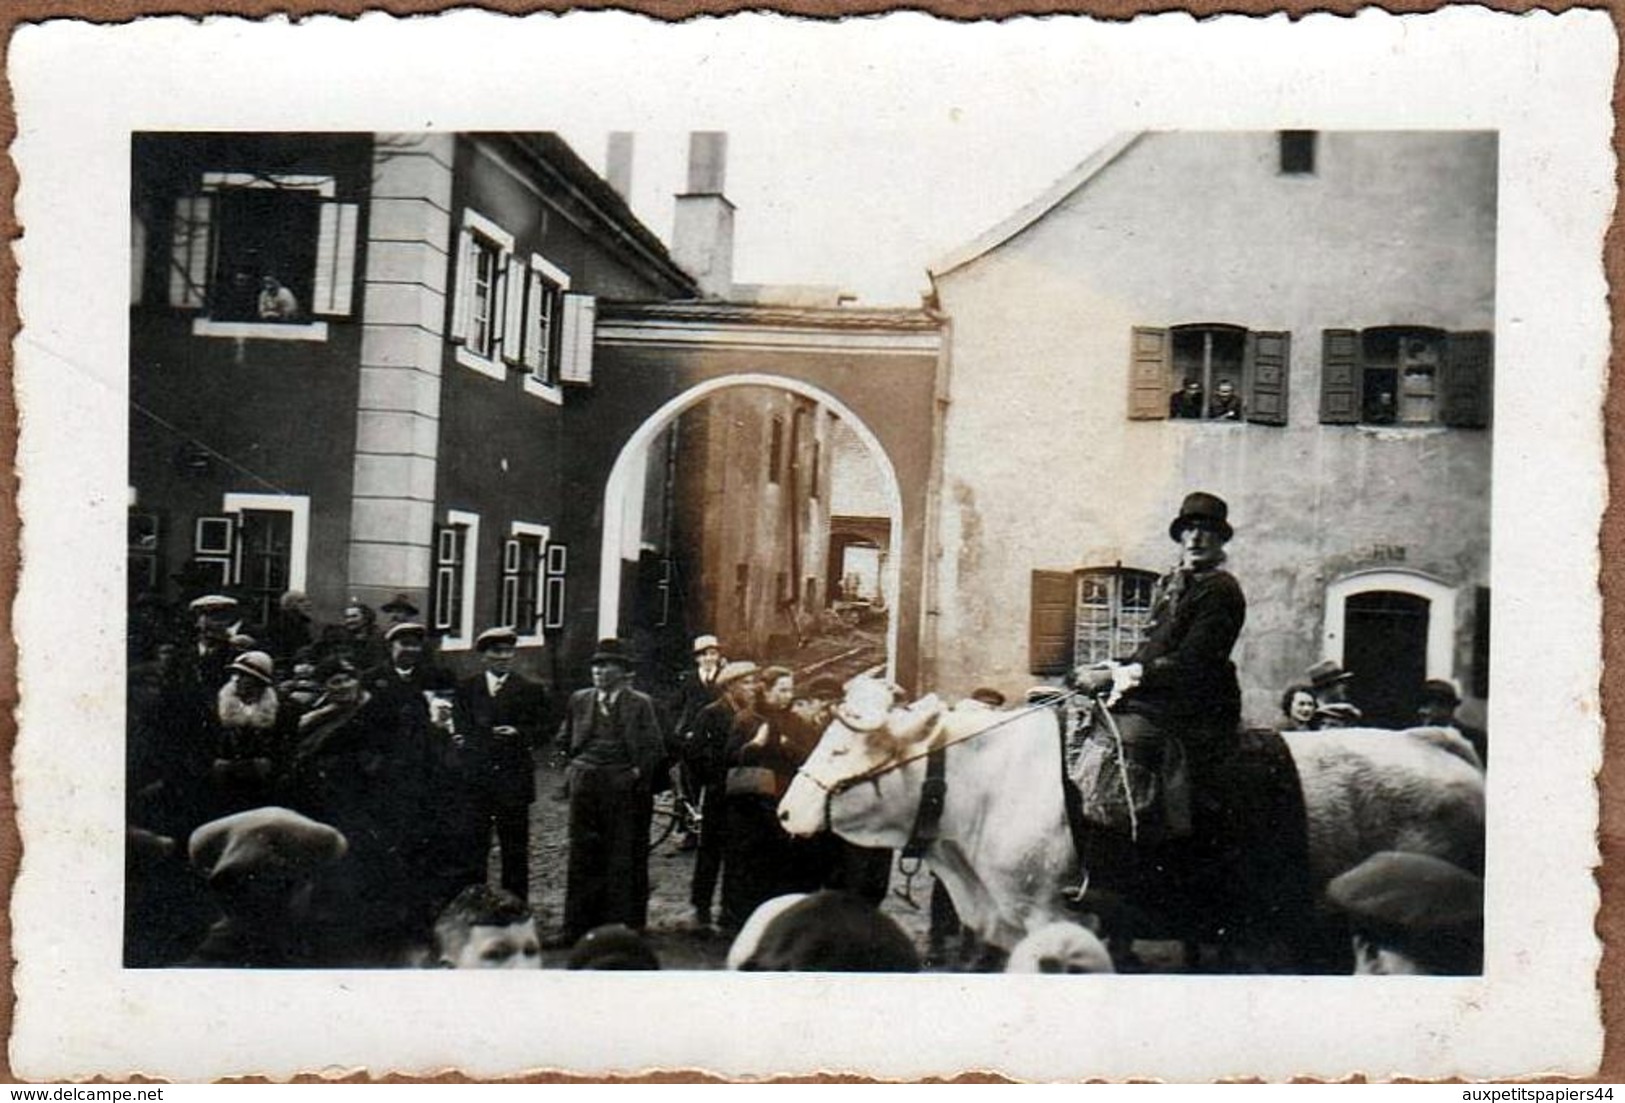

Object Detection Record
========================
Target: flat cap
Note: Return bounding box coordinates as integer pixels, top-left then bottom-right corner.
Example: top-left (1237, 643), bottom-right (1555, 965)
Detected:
top-left (475, 626), bottom-right (520, 651)
top-left (189, 806), bottom-right (348, 886)
top-left (1325, 851), bottom-right (1482, 932)
top-left (384, 621), bottom-right (428, 643)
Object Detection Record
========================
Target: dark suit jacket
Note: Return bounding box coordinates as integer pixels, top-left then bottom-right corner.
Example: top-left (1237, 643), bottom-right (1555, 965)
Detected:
top-left (452, 671), bottom-right (549, 806)
top-left (1120, 566), bottom-right (1246, 731)
top-left (559, 686), bottom-right (665, 780)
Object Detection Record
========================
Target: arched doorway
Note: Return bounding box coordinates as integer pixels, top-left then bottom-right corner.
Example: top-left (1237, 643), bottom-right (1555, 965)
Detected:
top-left (1323, 569), bottom-right (1459, 728)
top-left (598, 373), bottom-right (904, 684)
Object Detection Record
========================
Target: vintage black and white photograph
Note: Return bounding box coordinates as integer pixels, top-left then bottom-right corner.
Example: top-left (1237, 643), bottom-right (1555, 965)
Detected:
top-left (10, 9), bottom-right (1611, 1081)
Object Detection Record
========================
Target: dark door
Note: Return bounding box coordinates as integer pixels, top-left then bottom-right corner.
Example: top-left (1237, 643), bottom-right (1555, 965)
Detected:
top-left (1343, 590), bottom-right (1429, 729)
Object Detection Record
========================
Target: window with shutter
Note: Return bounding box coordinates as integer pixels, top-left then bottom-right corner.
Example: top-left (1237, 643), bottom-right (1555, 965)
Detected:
top-left (504, 522), bottom-right (548, 643)
top-left (433, 510), bottom-right (480, 647)
top-left (1030, 570), bottom-right (1077, 676)
top-left (522, 253), bottom-right (571, 401)
top-left (178, 173), bottom-right (350, 341)
top-left (451, 209), bottom-right (516, 381)
top-left (1322, 327), bottom-right (1490, 428)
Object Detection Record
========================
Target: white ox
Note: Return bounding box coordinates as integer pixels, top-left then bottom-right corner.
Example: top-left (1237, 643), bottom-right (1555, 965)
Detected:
top-left (778, 680), bottom-right (1485, 955)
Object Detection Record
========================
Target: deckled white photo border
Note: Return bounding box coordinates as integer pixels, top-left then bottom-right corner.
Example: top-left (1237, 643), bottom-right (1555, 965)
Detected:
top-left (8, 9), bottom-right (1613, 1082)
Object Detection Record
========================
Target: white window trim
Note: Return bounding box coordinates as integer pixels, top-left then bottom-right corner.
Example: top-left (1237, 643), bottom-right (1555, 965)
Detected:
top-left (1322, 568), bottom-right (1458, 683)
top-left (521, 252), bottom-right (571, 406)
top-left (509, 521), bottom-right (551, 647)
top-left (440, 509), bottom-right (481, 651)
top-left (192, 172), bottom-right (338, 341)
top-left (192, 319), bottom-right (331, 342)
top-left (221, 492), bottom-right (310, 593)
top-left (202, 172), bottom-right (337, 199)
top-left (455, 209), bottom-right (516, 381)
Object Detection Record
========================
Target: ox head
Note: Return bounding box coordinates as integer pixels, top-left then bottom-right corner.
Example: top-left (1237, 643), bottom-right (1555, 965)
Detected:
top-left (777, 674), bottom-right (944, 843)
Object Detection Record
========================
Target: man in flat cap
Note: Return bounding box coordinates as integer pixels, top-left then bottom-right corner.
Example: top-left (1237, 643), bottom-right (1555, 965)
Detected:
top-left (1417, 678), bottom-right (1487, 767)
top-left (551, 638), bottom-right (665, 946)
top-left (1325, 850), bottom-right (1483, 975)
top-left (185, 806), bottom-right (348, 967)
top-left (449, 627), bottom-right (550, 904)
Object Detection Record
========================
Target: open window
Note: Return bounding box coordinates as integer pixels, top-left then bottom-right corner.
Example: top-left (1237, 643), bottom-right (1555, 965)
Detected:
top-left (500, 521), bottom-right (549, 644)
top-left (1320, 327), bottom-right (1492, 427)
top-left (169, 173), bottom-right (358, 341)
top-left (1128, 324), bottom-right (1290, 425)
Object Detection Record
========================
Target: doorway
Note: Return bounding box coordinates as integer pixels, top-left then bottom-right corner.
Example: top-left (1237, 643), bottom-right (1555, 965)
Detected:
top-left (1342, 590), bottom-right (1429, 728)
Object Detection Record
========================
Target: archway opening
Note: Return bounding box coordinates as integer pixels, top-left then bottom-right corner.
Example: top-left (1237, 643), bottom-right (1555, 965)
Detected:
top-left (599, 374), bottom-right (902, 696)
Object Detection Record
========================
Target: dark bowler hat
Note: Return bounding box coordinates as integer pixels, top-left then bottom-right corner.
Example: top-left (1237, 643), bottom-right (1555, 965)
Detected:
top-left (380, 593), bottom-right (420, 616)
top-left (475, 626), bottom-right (520, 652)
top-left (385, 621), bottom-right (428, 644)
top-left (1420, 679), bottom-right (1462, 706)
top-left (1168, 491), bottom-right (1233, 542)
top-left (590, 637), bottom-right (636, 667)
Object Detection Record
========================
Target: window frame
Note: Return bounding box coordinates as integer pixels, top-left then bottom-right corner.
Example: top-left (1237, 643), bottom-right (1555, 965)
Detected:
top-left (1320, 326), bottom-right (1491, 429)
top-left (521, 253), bottom-right (571, 406)
top-left (1129, 324), bottom-right (1290, 426)
top-left (1072, 566), bottom-right (1159, 667)
top-left (187, 172), bottom-right (339, 342)
top-left (452, 209), bottom-right (516, 381)
top-left (435, 509), bottom-right (481, 650)
top-left (502, 520), bottom-right (550, 647)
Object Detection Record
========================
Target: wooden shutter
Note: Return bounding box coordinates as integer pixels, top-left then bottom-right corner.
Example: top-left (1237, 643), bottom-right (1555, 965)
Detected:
top-left (522, 270), bottom-right (544, 374)
top-left (193, 512), bottom-right (240, 586)
top-left (1127, 327), bottom-right (1170, 420)
top-left (311, 201), bottom-right (360, 316)
top-left (1319, 329), bottom-right (1361, 424)
top-left (501, 256), bottom-right (526, 365)
top-left (543, 543), bottom-right (568, 631)
top-left (1441, 331), bottom-right (1493, 428)
top-left (1030, 570), bottom-right (1077, 676)
top-left (432, 523), bottom-right (461, 632)
top-left (499, 536), bottom-right (522, 626)
top-left (448, 228), bottom-right (473, 342)
top-left (168, 196), bottom-right (212, 309)
top-left (559, 293), bottom-right (597, 385)
top-left (1246, 331), bottom-right (1290, 426)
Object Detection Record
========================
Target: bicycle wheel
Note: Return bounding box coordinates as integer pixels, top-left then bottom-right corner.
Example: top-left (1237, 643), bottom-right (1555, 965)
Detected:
top-left (649, 790), bottom-right (679, 849)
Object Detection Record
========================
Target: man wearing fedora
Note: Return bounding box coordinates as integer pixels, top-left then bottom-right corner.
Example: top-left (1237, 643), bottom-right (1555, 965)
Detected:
top-left (449, 627), bottom-right (550, 903)
top-left (1070, 491), bottom-right (1247, 908)
top-left (552, 638), bottom-right (666, 946)
top-left (1306, 659), bottom-right (1362, 723)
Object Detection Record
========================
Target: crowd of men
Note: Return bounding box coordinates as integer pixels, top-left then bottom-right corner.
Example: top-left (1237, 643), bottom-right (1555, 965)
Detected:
top-left (124, 587), bottom-right (889, 969)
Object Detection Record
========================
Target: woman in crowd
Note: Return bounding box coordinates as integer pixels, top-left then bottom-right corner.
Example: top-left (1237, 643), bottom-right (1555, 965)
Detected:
top-left (1278, 683), bottom-right (1319, 732)
top-left (720, 666), bottom-right (824, 931)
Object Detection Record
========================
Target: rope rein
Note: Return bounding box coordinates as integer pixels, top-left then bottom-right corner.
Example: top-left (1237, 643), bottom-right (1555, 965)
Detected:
top-left (797, 688), bottom-right (1089, 796)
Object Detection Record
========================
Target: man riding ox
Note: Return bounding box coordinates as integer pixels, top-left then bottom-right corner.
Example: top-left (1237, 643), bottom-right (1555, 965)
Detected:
top-left (1067, 490), bottom-right (1245, 907)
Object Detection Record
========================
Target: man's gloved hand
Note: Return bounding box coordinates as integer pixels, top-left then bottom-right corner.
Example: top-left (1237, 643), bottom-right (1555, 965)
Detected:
top-left (1069, 665), bottom-right (1116, 696)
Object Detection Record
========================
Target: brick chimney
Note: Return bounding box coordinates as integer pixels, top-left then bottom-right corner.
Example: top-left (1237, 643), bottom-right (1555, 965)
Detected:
top-left (672, 132), bottom-right (734, 299)
top-left (606, 132), bottom-right (634, 202)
